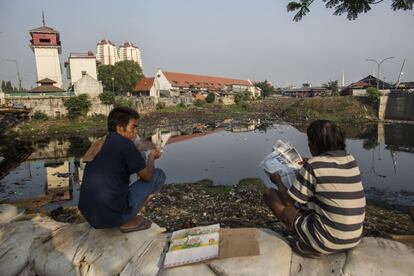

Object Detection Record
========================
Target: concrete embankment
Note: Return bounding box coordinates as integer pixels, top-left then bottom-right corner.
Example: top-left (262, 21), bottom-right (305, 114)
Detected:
top-left (1, 203), bottom-right (413, 276)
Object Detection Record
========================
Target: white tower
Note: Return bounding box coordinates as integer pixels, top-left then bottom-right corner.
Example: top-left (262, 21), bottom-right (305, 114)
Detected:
top-left (29, 17), bottom-right (63, 88)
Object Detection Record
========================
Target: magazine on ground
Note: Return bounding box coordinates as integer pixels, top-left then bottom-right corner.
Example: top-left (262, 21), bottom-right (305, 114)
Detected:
top-left (163, 224), bottom-right (220, 268)
top-left (259, 140), bottom-right (303, 188)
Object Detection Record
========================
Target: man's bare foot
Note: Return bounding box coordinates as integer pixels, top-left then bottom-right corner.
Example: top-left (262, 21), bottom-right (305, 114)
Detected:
top-left (119, 215), bottom-right (152, 233)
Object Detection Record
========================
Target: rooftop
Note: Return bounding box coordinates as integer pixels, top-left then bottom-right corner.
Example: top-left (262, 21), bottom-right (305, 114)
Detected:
top-left (120, 42), bottom-right (139, 48)
top-left (68, 51), bottom-right (95, 58)
top-left (29, 26), bottom-right (59, 34)
top-left (133, 77), bottom-right (154, 92)
top-left (162, 71), bottom-right (251, 90)
top-left (97, 39), bottom-right (116, 46)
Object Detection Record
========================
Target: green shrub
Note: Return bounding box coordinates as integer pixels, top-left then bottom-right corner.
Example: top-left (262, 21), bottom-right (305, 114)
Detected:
top-left (64, 94), bottom-right (91, 120)
top-left (235, 91), bottom-right (250, 104)
top-left (99, 90), bottom-right (115, 105)
top-left (206, 92), bottom-right (215, 103)
top-left (114, 97), bottom-right (134, 108)
top-left (156, 102), bottom-right (166, 110)
top-left (33, 111), bottom-right (48, 121)
top-left (177, 103), bottom-right (187, 109)
top-left (366, 87), bottom-right (382, 99)
top-left (194, 99), bottom-right (206, 107)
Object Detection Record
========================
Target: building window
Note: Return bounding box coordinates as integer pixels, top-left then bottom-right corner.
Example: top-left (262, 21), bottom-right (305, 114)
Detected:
top-left (40, 38), bottom-right (51, 43)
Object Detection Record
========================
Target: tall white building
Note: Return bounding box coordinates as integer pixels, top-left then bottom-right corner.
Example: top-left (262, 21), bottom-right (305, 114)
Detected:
top-left (65, 51), bottom-right (98, 85)
top-left (118, 42), bottom-right (143, 68)
top-left (29, 25), bottom-right (63, 88)
top-left (96, 39), bottom-right (119, 65)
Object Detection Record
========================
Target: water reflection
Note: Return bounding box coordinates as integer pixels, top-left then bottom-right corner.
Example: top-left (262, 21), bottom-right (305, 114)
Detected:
top-left (1, 120), bottom-right (413, 210)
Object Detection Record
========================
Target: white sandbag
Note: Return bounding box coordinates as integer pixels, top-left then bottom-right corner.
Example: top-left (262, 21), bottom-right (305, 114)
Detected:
top-left (0, 215), bottom-right (64, 276)
top-left (208, 229), bottom-right (292, 276)
top-left (290, 250), bottom-right (346, 276)
top-left (159, 263), bottom-right (217, 276)
top-left (0, 204), bottom-right (21, 224)
top-left (29, 221), bottom-right (165, 276)
top-left (29, 222), bottom-right (91, 276)
top-left (343, 237), bottom-right (414, 276)
top-left (120, 235), bottom-right (167, 276)
top-left (159, 229), bottom-right (292, 276)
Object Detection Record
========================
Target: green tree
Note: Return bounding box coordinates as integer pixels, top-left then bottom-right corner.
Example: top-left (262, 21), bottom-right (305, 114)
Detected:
top-left (97, 61), bottom-right (144, 95)
top-left (254, 80), bottom-right (275, 98)
top-left (99, 90), bottom-right (115, 105)
top-left (287, 0), bottom-right (413, 21)
top-left (1, 80), bottom-right (5, 92)
top-left (323, 80), bottom-right (339, 96)
top-left (64, 94), bottom-right (91, 120)
top-left (4, 81), bottom-right (13, 93)
top-left (206, 92), bottom-right (216, 103)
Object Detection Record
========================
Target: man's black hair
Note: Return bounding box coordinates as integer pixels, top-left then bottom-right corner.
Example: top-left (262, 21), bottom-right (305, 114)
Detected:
top-left (307, 120), bottom-right (345, 154)
top-left (107, 107), bottom-right (139, 132)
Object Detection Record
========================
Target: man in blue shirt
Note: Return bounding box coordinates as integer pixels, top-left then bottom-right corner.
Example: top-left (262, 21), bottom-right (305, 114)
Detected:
top-left (78, 107), bottom-right (166, 232)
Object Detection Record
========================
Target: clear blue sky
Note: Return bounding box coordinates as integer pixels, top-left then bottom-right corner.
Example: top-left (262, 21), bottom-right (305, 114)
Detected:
top-left (0, 0), bottom-right (413, 89)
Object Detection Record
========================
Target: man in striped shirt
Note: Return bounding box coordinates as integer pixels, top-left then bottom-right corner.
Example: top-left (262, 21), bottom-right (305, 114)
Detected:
top-left (263, 120), bottom-right (365, 257)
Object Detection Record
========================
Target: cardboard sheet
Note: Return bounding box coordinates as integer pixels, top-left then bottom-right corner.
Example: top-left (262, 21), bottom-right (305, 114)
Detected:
top-left (218, 228), bottom-right (260, 259)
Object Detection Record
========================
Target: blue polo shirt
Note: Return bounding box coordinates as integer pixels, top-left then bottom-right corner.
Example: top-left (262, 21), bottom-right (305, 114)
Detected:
top-left (78, 131), bottom-right (146, 229)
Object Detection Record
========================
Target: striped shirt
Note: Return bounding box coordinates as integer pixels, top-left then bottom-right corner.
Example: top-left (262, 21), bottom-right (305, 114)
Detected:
top-left (288, 150), bottom-right (365, 254)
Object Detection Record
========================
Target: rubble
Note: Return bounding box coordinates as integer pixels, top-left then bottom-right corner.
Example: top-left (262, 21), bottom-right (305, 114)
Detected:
top-left (48, 178), bottom-right (414, 241)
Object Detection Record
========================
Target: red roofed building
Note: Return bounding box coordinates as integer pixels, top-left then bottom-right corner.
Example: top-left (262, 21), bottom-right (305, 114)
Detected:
top-left (132, 77), bottom-right (155, 97)
top-left (150, 69), bottom-right (261, 98)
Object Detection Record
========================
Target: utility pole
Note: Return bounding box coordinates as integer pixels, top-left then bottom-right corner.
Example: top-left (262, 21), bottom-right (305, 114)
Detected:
top-left (366, 57), bottom-right (394, 90)
top-left (395, 58), bottom-right (406, 88)
top-left (2, 59), bottom-right (22, 92)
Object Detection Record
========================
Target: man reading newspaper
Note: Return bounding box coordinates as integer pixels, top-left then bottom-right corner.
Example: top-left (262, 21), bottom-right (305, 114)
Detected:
top-left (262, 120), bottom-right (366, 258)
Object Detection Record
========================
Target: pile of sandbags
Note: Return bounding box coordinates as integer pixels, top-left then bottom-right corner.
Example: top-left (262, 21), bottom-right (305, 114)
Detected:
top-left (1, 204), bottom-right (413, 276)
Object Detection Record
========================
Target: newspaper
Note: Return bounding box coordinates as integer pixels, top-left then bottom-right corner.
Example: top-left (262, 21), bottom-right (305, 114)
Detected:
top-left (134, 132), bottom-right (171, 161)
top-left (259, 140), bottom-right (303, 188)
top-left (164, 224), bottom-right (220, 268)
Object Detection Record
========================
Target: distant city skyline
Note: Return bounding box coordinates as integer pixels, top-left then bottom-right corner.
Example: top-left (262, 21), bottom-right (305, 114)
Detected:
top-left (0, 0), bottom-right (413, 89)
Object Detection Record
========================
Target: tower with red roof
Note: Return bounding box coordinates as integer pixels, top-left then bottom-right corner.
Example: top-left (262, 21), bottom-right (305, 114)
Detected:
top-left (29, 15), bottom-right (63, 88)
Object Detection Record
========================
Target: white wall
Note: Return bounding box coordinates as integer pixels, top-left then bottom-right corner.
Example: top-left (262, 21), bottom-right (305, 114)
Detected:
top-left (73, 74), bottom-right (103, 98)
top-left (153, 70), bottom-right (173, 98)
top-left (69, 58), bottom-right (97, 85)
top-left (0, 92), bottom-right (5, 105)
top-left (34, 47), bottom-right (63, 88)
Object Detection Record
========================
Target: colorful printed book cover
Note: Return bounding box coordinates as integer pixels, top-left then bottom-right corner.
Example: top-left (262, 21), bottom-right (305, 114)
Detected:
top-left (164, 224), bottom-right (220, 268)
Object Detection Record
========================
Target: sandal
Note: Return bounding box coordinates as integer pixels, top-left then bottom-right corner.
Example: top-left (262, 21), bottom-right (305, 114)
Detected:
top-left (290, 240), bottom-right (323, 259)
top-left (120, 215), bottom-right (152, 233)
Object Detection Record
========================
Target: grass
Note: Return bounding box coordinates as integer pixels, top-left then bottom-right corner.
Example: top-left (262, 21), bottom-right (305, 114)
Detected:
top-left (282, 96), bottom-right (377, 123)
top-left (15, 116), bottom-right (107, 138)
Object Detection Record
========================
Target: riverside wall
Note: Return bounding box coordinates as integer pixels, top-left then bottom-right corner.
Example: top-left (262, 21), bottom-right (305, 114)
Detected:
top-left (381, 92), bottom-right (414, 122)
top-left (4, 95), bottom-right (158, 118)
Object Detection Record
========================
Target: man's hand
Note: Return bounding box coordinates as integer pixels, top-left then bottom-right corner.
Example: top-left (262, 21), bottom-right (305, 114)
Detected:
top-left (137, 140), bottom-right (156, 151)
top-left (269, 172), bottom-right (282, 185)
top-left (149, 148), bottom-right (162, 159)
